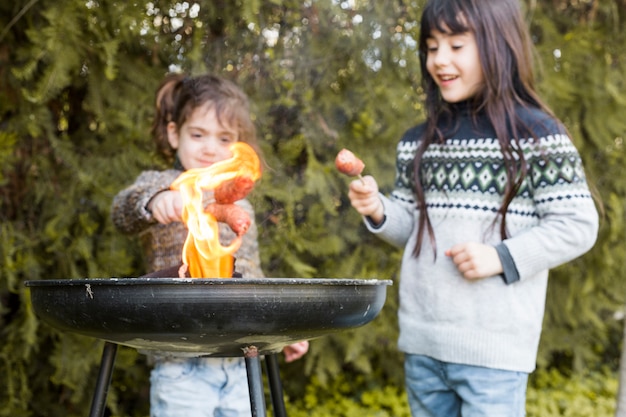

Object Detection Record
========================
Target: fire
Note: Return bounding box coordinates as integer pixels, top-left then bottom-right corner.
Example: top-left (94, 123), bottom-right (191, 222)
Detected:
top-left (170, 142), bottom-right (261, 278)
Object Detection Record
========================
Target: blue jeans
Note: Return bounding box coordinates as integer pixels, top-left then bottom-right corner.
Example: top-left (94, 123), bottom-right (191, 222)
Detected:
top-left (404, 354), bottom-right (528, 417)
top-left (150, 357), bottom-right (250, 417)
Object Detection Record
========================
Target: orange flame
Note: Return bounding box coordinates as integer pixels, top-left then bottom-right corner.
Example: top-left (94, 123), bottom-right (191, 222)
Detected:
top-left (170, 142), bottom-right (261, 278)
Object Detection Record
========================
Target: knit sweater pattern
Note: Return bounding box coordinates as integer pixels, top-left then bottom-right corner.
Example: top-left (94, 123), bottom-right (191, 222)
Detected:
top-left (368, 106), bottom-right (598, 373)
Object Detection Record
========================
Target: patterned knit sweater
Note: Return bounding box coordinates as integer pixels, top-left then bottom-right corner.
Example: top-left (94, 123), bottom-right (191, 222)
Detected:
top-left (367, 105), bottom-right (598, 373)
top-left (111, 169), bottom-right (264, 279)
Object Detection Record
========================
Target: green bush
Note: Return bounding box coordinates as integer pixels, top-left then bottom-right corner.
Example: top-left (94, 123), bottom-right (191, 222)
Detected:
top-left (285, 373), bottom-right (410, 417)
top-left (283, 367), bottom-right (618, 417)
top-left (527, 368), bottom-right (617, 417)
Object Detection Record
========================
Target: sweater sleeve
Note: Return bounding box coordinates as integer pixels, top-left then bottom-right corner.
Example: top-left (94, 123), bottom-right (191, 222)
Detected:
top-left (502, 134), bottom-right (599, 280)
top-left (363, 134), bottom-right (420, 248)
top-left (110, 170), bottom-right (181, 235)
top-left (495, 242), bottom-right (520, 284)
top-left (364, 194), bottom-right (415, 248)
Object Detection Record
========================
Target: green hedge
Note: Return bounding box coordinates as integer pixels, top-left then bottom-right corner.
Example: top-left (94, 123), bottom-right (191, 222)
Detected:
top-left (526, 368), bottom-right (617, 417)
top-left (282, 368), bottom-right (617, 417)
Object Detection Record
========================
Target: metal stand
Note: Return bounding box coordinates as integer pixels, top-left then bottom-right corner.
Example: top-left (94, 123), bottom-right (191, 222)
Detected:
top-left (244, 346), bottom-right (266, 417)
top-left (88, 343), bottom-right (287, 417)
top-left (265, 354), bottom-right (287, 417)
top-left (89, 341), bottom-right (118, 417)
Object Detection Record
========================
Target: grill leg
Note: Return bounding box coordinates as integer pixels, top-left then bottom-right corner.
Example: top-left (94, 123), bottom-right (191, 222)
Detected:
top-left (89, 341), bottom-right (118, 417)
top-left (244, 346), bottom-right (266, 417)
top-left (265, 354), bottom-right (287, 417)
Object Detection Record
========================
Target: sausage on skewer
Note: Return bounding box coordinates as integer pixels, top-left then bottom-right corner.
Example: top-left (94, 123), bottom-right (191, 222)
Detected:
top-left (335, 148), bottom-right (365, 179)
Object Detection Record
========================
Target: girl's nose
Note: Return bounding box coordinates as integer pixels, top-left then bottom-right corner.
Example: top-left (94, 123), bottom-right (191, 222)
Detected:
top-left (432, 48), bottom-right (450, 67)
top-left (201, 138), bottom-right (218, 154)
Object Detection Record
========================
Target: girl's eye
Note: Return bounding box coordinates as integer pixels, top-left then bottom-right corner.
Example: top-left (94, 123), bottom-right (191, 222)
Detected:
top-left (451, 44), bottom-right (464, 50)
top-left (425, 36), bottom-right (437, 49)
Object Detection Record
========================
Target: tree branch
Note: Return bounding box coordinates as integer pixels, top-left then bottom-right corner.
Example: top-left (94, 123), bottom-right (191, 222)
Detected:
top-left (0, 0), bottom-right (40, 43)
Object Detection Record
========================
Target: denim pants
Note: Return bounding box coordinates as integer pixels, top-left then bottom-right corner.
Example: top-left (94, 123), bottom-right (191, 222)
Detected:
top-left (404, 354), bottom-right (528, 417)
top-left (150, 356), bottom-right (251, 417)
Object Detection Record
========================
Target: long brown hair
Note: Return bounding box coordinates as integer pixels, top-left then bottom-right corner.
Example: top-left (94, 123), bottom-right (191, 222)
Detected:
top-left (413, 0), bottom-right (557, 256)
top-left (151, 73), bottom-right (262, 167)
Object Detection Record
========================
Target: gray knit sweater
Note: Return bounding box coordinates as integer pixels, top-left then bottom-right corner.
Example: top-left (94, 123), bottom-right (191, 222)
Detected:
top-left (367, 106), bottom-right (598, 373)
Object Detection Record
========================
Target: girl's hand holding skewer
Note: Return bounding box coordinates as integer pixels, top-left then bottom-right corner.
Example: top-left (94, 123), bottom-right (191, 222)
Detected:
top-left (335, 148), bottom-right (384, 225)
top-left (348, 175), bottom-right (385, 226)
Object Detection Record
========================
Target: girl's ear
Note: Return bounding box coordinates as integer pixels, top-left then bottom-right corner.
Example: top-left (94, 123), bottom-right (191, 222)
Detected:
top-left (166, 121), bottom-right (179, 149)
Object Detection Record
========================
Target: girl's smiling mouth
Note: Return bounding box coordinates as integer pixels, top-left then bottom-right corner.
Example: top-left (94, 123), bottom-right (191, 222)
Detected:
top-left (438, 74), bottom-right (458, 83)
top-left (437, 74), bottom-right (459, 88)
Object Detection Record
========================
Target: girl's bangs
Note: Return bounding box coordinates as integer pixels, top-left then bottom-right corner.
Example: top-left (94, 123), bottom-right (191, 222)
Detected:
top-left (421, 1), bottom-right (471, 35)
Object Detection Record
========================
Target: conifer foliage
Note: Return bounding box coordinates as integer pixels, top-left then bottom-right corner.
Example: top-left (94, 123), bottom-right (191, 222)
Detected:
top-left (1, 0), bottom-right (625, 416)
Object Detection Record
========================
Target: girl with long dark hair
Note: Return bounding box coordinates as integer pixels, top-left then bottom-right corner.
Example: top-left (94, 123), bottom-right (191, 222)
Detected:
top-left (347, 0), bottom-right (599, 415)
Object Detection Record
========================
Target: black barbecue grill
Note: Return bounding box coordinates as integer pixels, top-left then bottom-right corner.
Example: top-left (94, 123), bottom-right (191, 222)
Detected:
top-left (25, 277), bottom-right (392, 417)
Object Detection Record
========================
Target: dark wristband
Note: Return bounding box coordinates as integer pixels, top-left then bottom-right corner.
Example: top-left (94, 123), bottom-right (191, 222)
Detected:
top-left (495, 242), bottom-right (520, 285)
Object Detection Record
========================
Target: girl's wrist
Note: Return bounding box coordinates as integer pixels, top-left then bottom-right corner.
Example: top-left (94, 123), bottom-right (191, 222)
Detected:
top-left (368, 201), bottom-right (385, 225)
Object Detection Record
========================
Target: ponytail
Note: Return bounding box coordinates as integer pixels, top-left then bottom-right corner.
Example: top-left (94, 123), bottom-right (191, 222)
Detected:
top-left (151, 73), bottom-right (185, 163)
